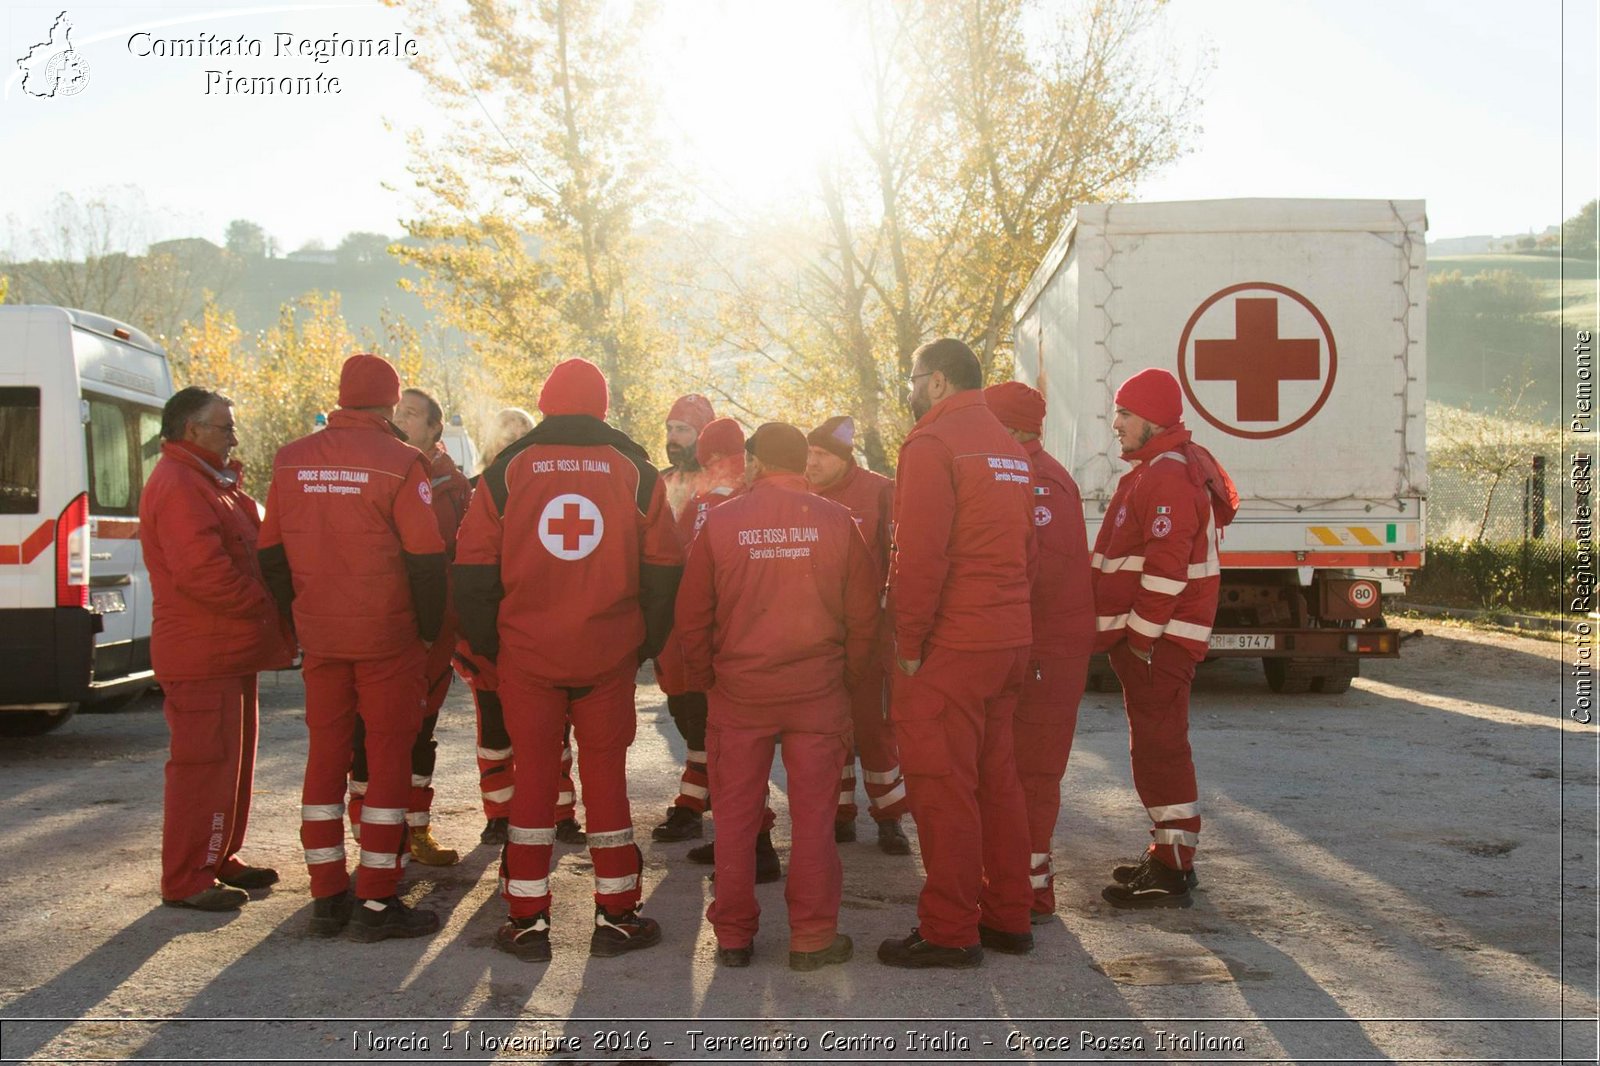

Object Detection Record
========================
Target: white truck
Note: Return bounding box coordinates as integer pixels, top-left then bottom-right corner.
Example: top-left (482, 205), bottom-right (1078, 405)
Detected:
top-left (1013, 198), bottom-right (1427, 693)
top-left (0, 306), bottom-right (172, 733)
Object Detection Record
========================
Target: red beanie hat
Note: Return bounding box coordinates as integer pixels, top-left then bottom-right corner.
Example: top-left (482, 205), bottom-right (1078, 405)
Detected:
top-left (1114, 368), bottom-right (1183, 427)
top-left (338, 353), bottom-right (402, 409)
top-left (749, 422), bottom-right (808, 474)
top-left (696, 417), bottom-right (745, 465)
top-left (538, 358), bottom-right (609, 419)
top-left (806, 415), bottom-right (856, 462)
top-left (983, 382), bottom-right (1045, 435)
top-left (667, 393), bottom-right (715, 432)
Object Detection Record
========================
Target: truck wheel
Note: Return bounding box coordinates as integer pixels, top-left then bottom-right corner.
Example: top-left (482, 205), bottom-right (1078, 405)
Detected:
top-left (1312, 663), bottom-right (1359, 694)
top-left (0, 705), bottom-right (76, 737)
top-left (1263, 658), bottom-right (1314, 694)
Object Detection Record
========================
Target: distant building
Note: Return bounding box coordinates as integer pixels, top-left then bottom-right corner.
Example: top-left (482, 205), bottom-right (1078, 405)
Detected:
top-left (148, 237), bottom-right (222, 259)
top-left (285, 248), bottom-right (337, 265)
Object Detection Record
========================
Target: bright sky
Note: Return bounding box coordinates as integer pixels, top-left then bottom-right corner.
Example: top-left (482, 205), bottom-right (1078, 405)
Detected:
top-left (0, 0), bottom-right (1594, 259)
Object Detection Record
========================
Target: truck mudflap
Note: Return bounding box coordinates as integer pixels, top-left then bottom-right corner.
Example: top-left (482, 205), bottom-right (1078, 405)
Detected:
top-left (1205, 627), bottom-right (1402, 659)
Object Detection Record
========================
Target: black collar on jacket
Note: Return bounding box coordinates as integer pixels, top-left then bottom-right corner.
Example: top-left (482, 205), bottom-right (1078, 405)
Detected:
top-left (481, 414), bottom-right (658, 516)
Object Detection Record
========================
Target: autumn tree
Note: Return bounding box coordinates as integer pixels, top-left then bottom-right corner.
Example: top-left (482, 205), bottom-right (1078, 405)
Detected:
top-left (394, 0), bottom-right (669, 441)
top-left (700, 0), bottom-right (1200, 470)
top-left (172, 293), bottom-right (454, 494)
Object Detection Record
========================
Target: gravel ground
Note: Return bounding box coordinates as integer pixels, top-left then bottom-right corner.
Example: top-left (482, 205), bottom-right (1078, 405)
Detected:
top-left (0, 620), bottom-right (1593, 1064)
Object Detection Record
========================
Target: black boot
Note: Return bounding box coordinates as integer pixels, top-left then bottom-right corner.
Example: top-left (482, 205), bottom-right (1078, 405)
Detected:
top-left (346, 896), bottom-right (441, 942)
top-left (651, 807), bottom-right (703, 842)
top-left (1112, 852), bottom-right (1199, 888)
top-left (1102, 857), bottom-right (1194, 909)
top-left (877, 928), bottom-right (982, 969)
top-left (308, 889), bottom-right (353, 937)
top-left (755, 830), bottom-right (782, 884)
top-left (480, 817), bottom-right (509, 846)
top-left (590, 904), bottom-right (662, 957)
top-left (494, 911), bottom-right (551, 962)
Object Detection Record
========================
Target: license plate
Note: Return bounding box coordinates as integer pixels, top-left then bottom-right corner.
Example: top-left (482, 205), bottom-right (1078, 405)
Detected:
top-left (1209, 633), bottom-right (1275, 651)
top-left (90, 589), bottom-right (126, 615)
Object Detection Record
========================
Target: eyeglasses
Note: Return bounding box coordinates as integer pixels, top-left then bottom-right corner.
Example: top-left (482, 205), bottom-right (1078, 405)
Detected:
top-left (193, 421), bottom-right (237, 436)
top-left (906, 371), bottom-right (934, 391)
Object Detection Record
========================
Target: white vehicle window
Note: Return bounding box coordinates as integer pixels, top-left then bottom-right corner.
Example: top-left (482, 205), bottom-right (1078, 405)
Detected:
top-left (87, 399), bottom-right (132, 512)
top-left (0, 386), bottom-right (40, 514)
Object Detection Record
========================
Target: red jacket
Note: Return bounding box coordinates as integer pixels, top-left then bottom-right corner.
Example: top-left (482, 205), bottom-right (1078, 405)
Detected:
top-left (812, 460), bottom-right (894, 579)
top-left (657, 480), bottom-right (744, 696)
top-left (425, 444), bottom-right (473, 556)
top-left (1091, 426), bottom-right (1224, 662)
top-left (139, 443), bottom-right (293, 681)
top-left (1024, 439), bottom-right (1096, 659)
top-left (424, 444), bottom-right (473, 683)
top-left (454, 414), bottom-right (683, 685)
top-left (675, 472), bottom-right (879, 712)
top-left (890, 390), bottom-right (1036, 658)
top-left (257, 409), bottom-right (447, 661)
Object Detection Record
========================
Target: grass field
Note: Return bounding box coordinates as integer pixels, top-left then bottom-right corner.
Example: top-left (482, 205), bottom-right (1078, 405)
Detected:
top-left (1430, 253), bottom-right (1598, 323)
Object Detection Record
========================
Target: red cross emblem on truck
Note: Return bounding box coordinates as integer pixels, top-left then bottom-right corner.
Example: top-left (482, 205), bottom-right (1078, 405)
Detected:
top-left (1177, 282), bottom-right (1338, 440)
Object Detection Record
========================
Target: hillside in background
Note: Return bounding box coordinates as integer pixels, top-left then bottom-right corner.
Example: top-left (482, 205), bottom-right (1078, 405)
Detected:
top-left (1425, 252), bottom-right (1593, 418)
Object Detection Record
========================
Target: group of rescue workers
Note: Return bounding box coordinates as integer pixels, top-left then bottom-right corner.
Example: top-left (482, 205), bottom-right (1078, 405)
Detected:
top-left (139, 336), bottom-right (1237, 971)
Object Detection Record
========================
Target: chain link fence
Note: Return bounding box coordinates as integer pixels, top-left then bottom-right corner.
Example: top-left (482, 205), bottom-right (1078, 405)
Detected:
top-left (1411, 453), bottom-right (1573, 613)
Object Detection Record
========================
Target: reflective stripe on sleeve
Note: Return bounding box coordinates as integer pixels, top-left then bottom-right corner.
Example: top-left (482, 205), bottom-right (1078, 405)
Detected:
top-left (1140, 573), bottom-right (1188, 596)
top-left (1127, 611), bottom-right (1166, 638)
top-left (1165, 618), bottom-right (1214, 642)
top-left (1096, 554), bottom-right (1145, 574)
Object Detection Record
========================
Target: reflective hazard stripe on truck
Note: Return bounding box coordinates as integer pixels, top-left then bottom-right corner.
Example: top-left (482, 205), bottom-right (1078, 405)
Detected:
top-left (1306, 524), bottom-right (1420, 547)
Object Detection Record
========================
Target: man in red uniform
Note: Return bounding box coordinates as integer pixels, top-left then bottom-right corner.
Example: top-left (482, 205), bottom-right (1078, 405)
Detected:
top-left (346, 387), bottom-right (474, 866)
top-left (1093, 368), bottom-right (1235, 908)
top-left (805, 415), bottom-right (911, 855)
top-left (879, 338), bottom-right (1037, 969)
top-left (652, 419), bottom-right (781, 867)
top-left (258, 354), bottom-right (447, 941)
top-left (661, 393), bottom-right (715, 521)
top-left (983, 383), bottom-right (1095, 922)
top-left (676, 423), bottom-right (879, 970)
top-left (455, 358), bottom-right (683, 963)
top-left (143, 387), bottom-right (294, 911)
top-left (455, 408), bottom-right (586, 848)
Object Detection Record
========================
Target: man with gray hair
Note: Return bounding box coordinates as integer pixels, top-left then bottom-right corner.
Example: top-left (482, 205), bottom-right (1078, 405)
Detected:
top-left (141, 387), bottom-right (293, 911)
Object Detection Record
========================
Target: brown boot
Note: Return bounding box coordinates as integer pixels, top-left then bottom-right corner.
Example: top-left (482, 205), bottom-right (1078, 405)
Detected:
top-left (408, 825), bottom-right (460, 866)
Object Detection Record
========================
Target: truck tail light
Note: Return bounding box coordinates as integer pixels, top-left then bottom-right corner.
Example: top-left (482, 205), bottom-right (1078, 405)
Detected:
top-left (56, 492), bottom-right (89, 607)
top-left (1345, 632), bottom-right (1393, 654)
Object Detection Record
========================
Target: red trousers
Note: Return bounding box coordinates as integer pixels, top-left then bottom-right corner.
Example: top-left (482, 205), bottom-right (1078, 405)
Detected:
top-left (348, 621), bottom-right (459, 831)
top-left (836, 661), bottom-right (908, 824)
top-left (160, 675), bottom-right (260, 900)
top-left (300, 645), bottom-right (426, 901)
top-left (471, 687), bottom-right (579, 822)
top-left (1014, 653), bottom-right (1088, 913)
top-left (1109, 640), bottom-right (1201, 870)
top-left (497, 658), bottom-right (640, 919)
top-left (705, 691), bottom-right (850, 952)
top-left (891, 645), bottom-right (1033, 946)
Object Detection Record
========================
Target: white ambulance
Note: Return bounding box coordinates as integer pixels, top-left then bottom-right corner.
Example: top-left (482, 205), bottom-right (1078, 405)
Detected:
top-left (0, 306), bottom-right (172, 734)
